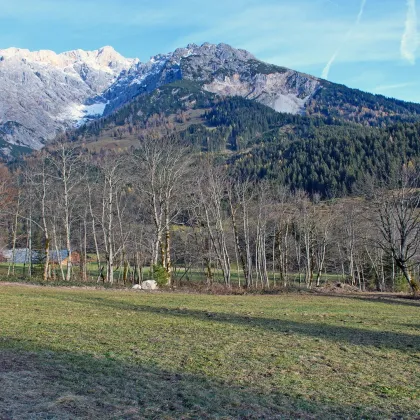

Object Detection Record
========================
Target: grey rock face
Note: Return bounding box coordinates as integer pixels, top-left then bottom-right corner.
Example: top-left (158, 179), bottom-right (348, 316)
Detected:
top-left (0, 43), bottom-right (321, 156)
top-left (0, 121), bottom-right (44, 152)
top-left (103, 42), bottom-right (320, 116)
top-left (203, 71), bottom-right (320, 115)
top-left (0, 46), bottom-right (136, 155)
top-left (103, 43), bottom-right (258, 114)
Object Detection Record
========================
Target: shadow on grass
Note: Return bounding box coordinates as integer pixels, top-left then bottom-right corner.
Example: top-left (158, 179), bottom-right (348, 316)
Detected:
top-left (314, 293), bottom-right (420, 309)
top-left (54, 295), bottom-right (420, 352)
top-left (0, 339), bottom-right (399, 420)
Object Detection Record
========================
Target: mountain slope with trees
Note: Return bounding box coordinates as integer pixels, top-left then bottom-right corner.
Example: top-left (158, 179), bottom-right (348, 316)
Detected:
top-left (56, 81), bottom-right (420, 197)
top-left (2, 42), bottom-right (420, 160)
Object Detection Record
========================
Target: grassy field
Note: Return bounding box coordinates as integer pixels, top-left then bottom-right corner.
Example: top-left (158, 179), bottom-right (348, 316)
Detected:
top-left (1, 285), bottom-right (419, 419)
top-left (0, 262), bottom-right (344, 289)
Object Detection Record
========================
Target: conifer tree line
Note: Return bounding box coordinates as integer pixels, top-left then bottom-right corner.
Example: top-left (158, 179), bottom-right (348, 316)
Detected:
top-left (67, 92), bottom-right (420, 199)
top-left (0, 137), bottom-right (419, 295)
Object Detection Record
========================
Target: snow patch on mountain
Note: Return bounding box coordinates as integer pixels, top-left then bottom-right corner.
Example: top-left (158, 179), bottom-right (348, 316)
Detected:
top-left (59, 102), bottom-right (109, 127)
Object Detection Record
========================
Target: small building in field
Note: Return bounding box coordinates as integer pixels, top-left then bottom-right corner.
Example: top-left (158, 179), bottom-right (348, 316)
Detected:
top-left (0, 249), bottom-right (7, 263)
top-left (50, 250), bottom-right (81, 266)
top-left (2, 248), bottom-right (40, 264)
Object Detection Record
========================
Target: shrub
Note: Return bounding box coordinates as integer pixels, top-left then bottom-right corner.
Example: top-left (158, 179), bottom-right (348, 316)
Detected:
top-left (152, 264), bottom-right (169, 286)
top-left (394, 275), bottom-right (411, 293)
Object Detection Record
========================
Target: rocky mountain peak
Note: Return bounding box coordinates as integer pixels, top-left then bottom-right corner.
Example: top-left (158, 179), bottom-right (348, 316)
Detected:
top-left (62, 46), bottom-right (137, 73)
top-left (0, 42), bottom-right (322, 159)
top-left (169, 42), bottom-right (255, 63)
top-left (0, 45), bottom-right (137, 156)
top-left (0, 47), bottom-right (28, 59)
top-left (0, 45), bottom-right (136, 73)
top-left (98, 45), bottom-right (117, 54)
top-left (0, 47), bottom-right (62, 68)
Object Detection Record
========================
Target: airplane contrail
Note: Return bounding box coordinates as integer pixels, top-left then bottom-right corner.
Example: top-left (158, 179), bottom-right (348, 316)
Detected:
top-left (355, 0), bottom-right (367, 23)
top-left (322, 0), bottom-right (367, 80)
top-left (401, 0), bottom-right (418, 64)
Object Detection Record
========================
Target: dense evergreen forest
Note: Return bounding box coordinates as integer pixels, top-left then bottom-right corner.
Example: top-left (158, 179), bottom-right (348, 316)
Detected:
top-left (308, 81), bottom-right (420, 126)
top-left (58, 81), bottom-right (420, 198)
top-left (213, 98), bottom-right (420, 196)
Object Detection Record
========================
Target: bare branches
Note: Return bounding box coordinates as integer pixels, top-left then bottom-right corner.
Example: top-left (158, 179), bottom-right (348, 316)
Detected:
top-left (133, 136), bottom-right (193, 284)
top-left (365, 169), bottom-right (420, 294)
top-left (1, 143), bottom-right (419, 294)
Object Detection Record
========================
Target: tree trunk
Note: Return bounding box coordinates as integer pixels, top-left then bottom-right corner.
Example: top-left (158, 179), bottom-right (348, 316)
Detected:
top-left (399, 263), bottom-right (419, 296)
top-left (164, 208), bottom-right (172, 285)
top-left (7, 196), bottom-right (20, 277)
top-left (107, 181), bottom-right (114, 284)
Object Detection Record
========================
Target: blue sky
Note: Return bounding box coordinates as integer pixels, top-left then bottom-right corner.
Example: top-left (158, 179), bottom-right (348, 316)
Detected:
top-left (1, 0), bottom-right (419, 103)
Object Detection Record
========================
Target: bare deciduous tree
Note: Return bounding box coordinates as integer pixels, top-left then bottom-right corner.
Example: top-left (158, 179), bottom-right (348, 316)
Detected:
top-left (367, 170), bottom-right (420, 295)
top-left (134, 136), bottom-right (192, 285)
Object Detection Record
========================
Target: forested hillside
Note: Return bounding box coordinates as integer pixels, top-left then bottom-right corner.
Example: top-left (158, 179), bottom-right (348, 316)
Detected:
top-left (307, 81), bottom-right (420, 126)
top-left (55, 80), bottom-right (420, 197)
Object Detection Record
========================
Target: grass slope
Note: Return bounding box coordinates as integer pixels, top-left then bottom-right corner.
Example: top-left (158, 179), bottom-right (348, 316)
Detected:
top-left (1, 285), bottom-right (419, 419)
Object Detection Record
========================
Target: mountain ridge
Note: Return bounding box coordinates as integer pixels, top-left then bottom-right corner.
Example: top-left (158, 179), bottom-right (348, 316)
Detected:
top-left (0, 45), bottom-right (136, 72)
top-left (0, 44), bottom-right (137, 156)
top-left (1, 42), bottom-right (420, 160)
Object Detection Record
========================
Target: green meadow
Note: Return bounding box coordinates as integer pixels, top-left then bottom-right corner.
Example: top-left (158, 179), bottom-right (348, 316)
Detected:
top-left (1, 284), bottom-right (419, 419)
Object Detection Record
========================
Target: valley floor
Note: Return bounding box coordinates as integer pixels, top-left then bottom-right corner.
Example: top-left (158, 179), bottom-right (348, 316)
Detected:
top-left (0, 284), bottom-right (419, 419)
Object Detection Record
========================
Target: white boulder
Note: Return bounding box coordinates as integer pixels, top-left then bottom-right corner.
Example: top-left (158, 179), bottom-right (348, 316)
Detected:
top-left (141, 280), bottom-right (158, 290)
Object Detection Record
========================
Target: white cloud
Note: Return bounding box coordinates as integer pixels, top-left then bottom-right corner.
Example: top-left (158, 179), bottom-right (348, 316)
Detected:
top-left (401, 0), bottom-right (418, 64)
top-left (356, 0), bottom-right (367, 23)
